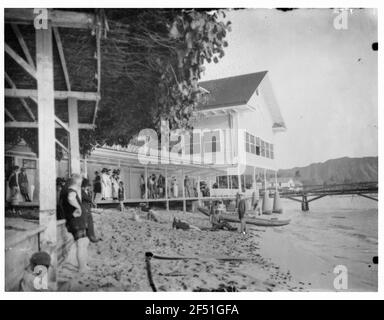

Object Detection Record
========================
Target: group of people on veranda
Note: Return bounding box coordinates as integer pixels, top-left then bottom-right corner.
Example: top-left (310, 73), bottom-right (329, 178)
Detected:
top-left (93, 168), bottom-right (124, 202)
top-left (6, 165), bottom-right (31, 208)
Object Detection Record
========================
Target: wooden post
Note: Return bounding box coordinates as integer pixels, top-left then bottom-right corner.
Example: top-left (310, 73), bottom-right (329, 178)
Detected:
top-left (36, 23), bottom-right (57, 290)
top-left (165, 167), bottom-right (169, 211)
top-left (182, 169), bottom-right (186, 213)
top-left (144, 166), bottom-right (148, 201)
top-left (68, 97), bottom-right (80, 174)
top-left (274, 170), bottom-right (278, 191)
top-left (264, 168), bottom-right (267, 192)
top-left (128, 167), bottom-right (132, 200)
top-left (197, 175), bottom-right (201, 199)
top-left (83, 157), bottom-right (88, 178)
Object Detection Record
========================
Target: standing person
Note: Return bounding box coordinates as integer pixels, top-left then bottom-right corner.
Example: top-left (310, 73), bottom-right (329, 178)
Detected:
top-left (111, 169), bottom-right (119, 200)
top-left (56, 178), bottom-right (66, 220)
top-left (100, 168), bottom-right (107, 200)
top-left (252, 185), bottom-right (261, 215)
top-left (8, 165), bottom-right (20, 207)
top-left (118, 181), bottom-right (125, 211)
top-left (238, 193), bottom-right (247, 235)
top-left (101, 168), bottom-right (112, 200)
top-left (140, 174), bottom-right (145, 199)
top-left (18, 168), bottom-right (30, 202)
top-left (172, 177), bottom-right (179, 198)
top-left (93, 171), bottom-right (102, 204)
top-left (148, 174), bottom-right (155, 199)
top-left (105, 169), bottom-right (113, 199)
top-left (152, 174), bottom-right (158, 198)
top-left (81, 178), bottom-right (99, 243)
top-left (184, 176), bottom-right (191, 198)
top-left (157, 174), bottom-right (164, 198)
top-left (62, 174), bottom-right (89, 273)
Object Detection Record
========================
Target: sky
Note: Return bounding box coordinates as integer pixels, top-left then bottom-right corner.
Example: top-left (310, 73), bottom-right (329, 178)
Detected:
top-left (201, 9), bottom-right (378, 169)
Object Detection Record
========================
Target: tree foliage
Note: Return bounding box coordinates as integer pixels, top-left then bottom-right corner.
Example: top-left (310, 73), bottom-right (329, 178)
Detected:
top-left (91, 9), bottom-right (231, 155)
top-left (5, 9), bottom-right (231, 158)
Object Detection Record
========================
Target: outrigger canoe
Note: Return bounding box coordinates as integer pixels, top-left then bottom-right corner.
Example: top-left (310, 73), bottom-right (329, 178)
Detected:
top-left (197, 207), bottom-right (290, 227)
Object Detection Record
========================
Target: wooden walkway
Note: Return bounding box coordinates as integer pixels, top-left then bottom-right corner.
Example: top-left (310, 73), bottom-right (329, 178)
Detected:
top-left (277, 182), bottom-right (378, 211)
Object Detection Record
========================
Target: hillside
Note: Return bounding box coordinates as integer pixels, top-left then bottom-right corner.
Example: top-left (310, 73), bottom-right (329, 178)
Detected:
top-left (278, 157), bottom-right (378, 186)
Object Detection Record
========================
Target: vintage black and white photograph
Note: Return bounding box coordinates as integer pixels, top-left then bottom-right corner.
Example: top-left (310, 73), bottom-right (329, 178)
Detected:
top-left (2, 5), bottom-right (378, 293)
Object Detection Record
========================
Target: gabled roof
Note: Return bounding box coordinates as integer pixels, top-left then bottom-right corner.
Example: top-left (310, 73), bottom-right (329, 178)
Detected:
top-left (197, 71), bottom-right (268, 110)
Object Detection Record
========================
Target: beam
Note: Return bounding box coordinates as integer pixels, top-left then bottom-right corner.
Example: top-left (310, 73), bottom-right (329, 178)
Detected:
top-left (285, 196), bottom-right (302, 203)
top-left (11, 23), bottom-right (35, 69)
top-left (182, 169), bottom-right (186, 213)
top-left (68, 98), bottom-right (81, 174)
top-left (307, 194), bottom-right (327, 203)
top-left (55, 116), bottom-right (69, 132)
top-left (357, 193), bottom-right (378, 202)
top-left (5, 88), bottom-right (100, 101)
top-left (53, 27), bottom-right (71, 91)
top-left (92, 24), bottom-right (102, 125)
top-left (5, 43), bottom-right (36, 78)
top-left (36, 22), bottom-right (57, 290)
top-left (5, 9), bottom-right (96, 29)
top-left (5, 108), bottom-right (16, 121)
top-left (5, 72), bottom-right (36, 121)
top-left (5, 121), bottom-right (95, 130)
top-left (165, 167), bottom-right (169, 211)
top-left (55, 139), bottom-right (69, 153)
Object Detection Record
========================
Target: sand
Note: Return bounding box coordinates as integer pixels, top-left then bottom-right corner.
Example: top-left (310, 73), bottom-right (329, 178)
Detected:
top-left (57, 208), bottom-right (305, 292)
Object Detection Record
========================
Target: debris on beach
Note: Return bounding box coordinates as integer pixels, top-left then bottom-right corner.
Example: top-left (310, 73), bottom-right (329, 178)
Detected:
top-left (57, 208), bottom-right (305, 292)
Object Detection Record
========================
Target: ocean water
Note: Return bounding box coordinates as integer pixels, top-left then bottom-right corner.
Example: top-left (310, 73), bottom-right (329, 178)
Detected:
top-left (258, 195), bottom-right (378, 291)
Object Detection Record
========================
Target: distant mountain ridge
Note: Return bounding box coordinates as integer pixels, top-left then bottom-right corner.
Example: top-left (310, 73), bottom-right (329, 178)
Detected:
top-left (278, 156), bottom-right (378, 186)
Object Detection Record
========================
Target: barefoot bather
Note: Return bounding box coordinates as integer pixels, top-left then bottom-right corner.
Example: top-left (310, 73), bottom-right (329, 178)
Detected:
top-left (62, 174), bottom-right (90, 273)
top-left (210, 203), bottom-right (237, 231)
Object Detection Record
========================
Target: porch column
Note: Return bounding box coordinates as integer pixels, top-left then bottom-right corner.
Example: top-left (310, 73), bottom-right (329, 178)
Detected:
top-left (165, 167), bottom-right (169, 211)
top-left (253, 166), bottom-right (256, 191)
top-left (68, 97), bottom-right (80, 174)
top-left (128, 167), bottom-right (132, 199)
top-left (83, 157), bottom-right (88, 178)
top-left (36, 23), bottom-right (57, 290)
top-left (264, 168), bottom-right (267, 192)
top-left (144, 166), bottom-right (148, 201)
top-left (197, 175), bottom-right (201, 199)
top-left (274, 170), bottom-right (278, 191)
top-left (182, 169), bottom-right (186, 213)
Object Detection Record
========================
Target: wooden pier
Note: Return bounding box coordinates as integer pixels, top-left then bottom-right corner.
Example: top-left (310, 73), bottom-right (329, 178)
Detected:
top-left (277, 182), bottom-right (378, 211)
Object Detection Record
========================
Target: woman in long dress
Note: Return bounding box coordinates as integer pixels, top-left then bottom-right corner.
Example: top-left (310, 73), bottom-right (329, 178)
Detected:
top-left (111, 170), bottom-right (120, 200)
top-left (8, 166), bottom-right (20, 206)
top-left (101, 168), bottom-right (112, 200)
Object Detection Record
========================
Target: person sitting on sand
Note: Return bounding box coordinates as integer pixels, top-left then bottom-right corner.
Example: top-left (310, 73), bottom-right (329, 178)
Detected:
top-left (147, 209), bottom-right (159, 222)
top-left (129, 208), bottom-right (142, 222)
top-left (172, 217), bottom-right (201, 231)
top-left (62, 174), bottom-right (90, 273)
top-left (210, 203), bottom-right (237, 231)
top-left (20, 251), bottom-right (55, 291)
top-left (238, 193), bottom-right (247, 235)
top-left (140, 203), bottom-right (160, 222)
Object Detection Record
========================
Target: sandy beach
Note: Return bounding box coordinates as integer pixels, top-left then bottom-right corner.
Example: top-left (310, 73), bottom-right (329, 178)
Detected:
top-left (57, 207), bottom-right (306, 292)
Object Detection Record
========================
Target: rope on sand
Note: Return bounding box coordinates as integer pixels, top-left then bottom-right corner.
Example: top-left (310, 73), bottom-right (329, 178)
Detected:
top-left (147, 251), bottom-right (255, 262)
top-left (145, 252), bottom-right (157, 292)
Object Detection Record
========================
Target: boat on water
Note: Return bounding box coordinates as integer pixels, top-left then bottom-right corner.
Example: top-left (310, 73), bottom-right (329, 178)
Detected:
top-left (197, 207), bottom-right (290, 227)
